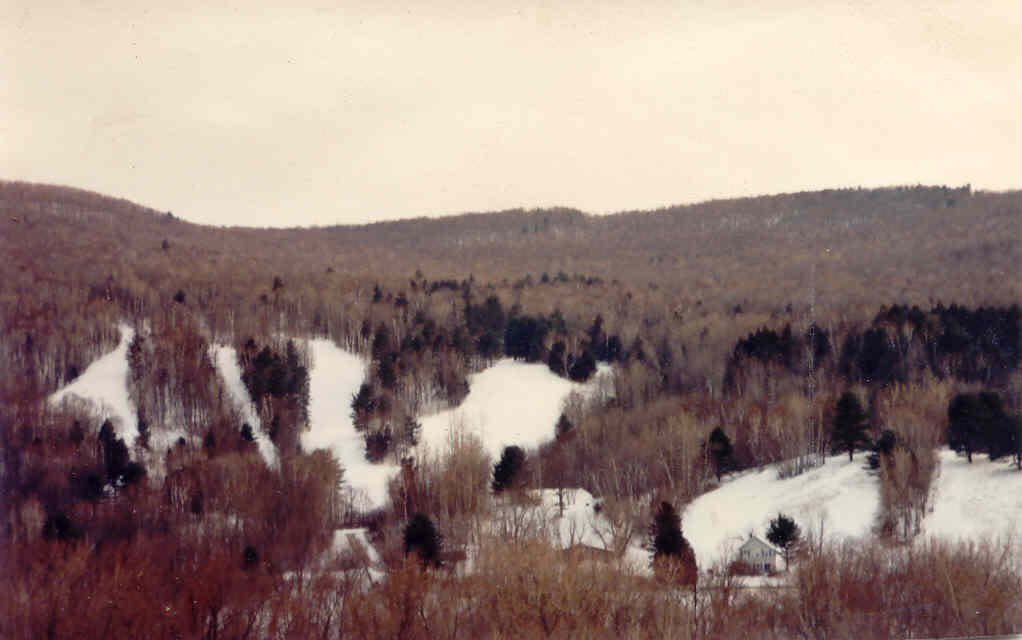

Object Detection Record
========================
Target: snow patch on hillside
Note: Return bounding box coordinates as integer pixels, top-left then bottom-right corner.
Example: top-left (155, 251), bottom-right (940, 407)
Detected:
top-left (920, 449), bottom-right (1022, 545)
top-left (50, 324), bottom-right (138, 446)
top-left (212, 345), bottom-right (278, 468)
top-left (418, 360), bottom-right (611, 460)
top-left (303, 339), bottom-right (398, 510)
top-left (683, 453), bottom-right (880, 568)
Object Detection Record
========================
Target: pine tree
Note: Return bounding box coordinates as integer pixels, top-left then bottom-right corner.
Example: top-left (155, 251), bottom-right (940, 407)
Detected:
top-left (649, 501), bottom-right (697, 584)
top-left (766, 513), bottom-right (801, 569)
top-left (350, 383), bottom-right (376, 431)
top-left (587, 315), bottom-right (607, 360)
top-left (547, 341), bottom-right (567, 376)
top-left (404, 513), bottom-right (442, 566)
top-left (867, 429), bottom-right (897, 470)
top-left (240, 423), bottom-right (256, 442)
top-left (492, 445), bottom-right (526, 493)
top-left (568, 348), bottom-right (597, 382)
top-left (555, 413), bottom-right (574, 441)
top-left (650, 501), bottom-right (684, 558)
top-left (707, 427), bottom-right (734, 481)
top-left (371, 323), bottom-right (393, 361)
top-left (832, 391), bottom-right (871, 461)
top-left (242, 545), bottom-right (260, 570)
top-left (948, 392), bottom-right (1003, 463)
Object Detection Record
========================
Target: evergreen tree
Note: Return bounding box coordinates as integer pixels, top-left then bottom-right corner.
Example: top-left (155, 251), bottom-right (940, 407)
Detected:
top-left (240, 422), bottom-right (256, 443)
top-left (832, 391), bottom-right (871, 461)
top-left (986, 413), bottom-right (1020, 468)
top-left (351, 383), bottom-right (376, 431)
top-left (587, 315), bottom-right (607, 360)
top-left (707, 427), bottom-right (734, 481)
top-left (365, 428), bottom-right (392, 462)
top-left (42, 512), bottom-right (83, 542)
top-left (242, 545), bottom-right (260, 570)
top-left (203, 430), bottom-right (217, 457)
top-left (97, 420), bottom-right (135, 484)
top-left (605, 335), bottom-right (624, 362)
top-left (371, 323), bottom-right (393, 361)
top-left (649, 501), bottom-right (697, 584)
top-left (650, 501), bottom-right (684, 559)
top-left (504, 315), bottom-right (549, 362)
top-left (568, 345), bottom-right (596, 380)
top-left (568, 348), bottom-right (597, 382)
top-left (948, 392), bottom-right (1001, 463)
top-left (378, 353), bottom-right (398, 390)
top-left (404, 513), bottom-right (442, 566)
top-left (766, 513), bottom-right (801, 569)
top-left (136, 415), bottom-right (150, 451)
top-left (492, 445), bottom-right (526, 493)
top-left (867, 429), bottom-right (897, 470)
top-left (555, 413), bottom-right (574, 440)
top-left (547, 341), bottom-right (567, 376)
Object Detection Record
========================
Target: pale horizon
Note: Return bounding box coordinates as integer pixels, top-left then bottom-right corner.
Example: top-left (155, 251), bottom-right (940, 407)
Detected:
top-left (4, 1), bottom-right (1020, 227)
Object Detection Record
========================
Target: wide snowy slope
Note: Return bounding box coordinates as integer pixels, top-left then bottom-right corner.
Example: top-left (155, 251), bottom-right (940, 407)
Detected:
top-left (683, 453), bottom-right (880, 568)
top-left (302, 339), bottom-right (399, 510)
top-left (212, 345), bottom-right (278, 468)
top-left (418, 360), bottom-right (611, 460)
top-left (50, 324), bottom-right (137, 446)
top-left (920, 449), bottom-right (1022, 545)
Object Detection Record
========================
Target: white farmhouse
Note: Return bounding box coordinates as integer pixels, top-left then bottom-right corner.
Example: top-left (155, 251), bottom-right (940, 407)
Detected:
top-left (737, 534), bottom-right (782, 574)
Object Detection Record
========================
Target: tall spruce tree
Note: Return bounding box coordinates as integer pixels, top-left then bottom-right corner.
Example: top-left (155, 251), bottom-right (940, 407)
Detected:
top-left (707, 427), bottom-right (734, 481)
top-left (492, 445), bottom-right (526, 493)
top-left (766, 513), bottom-right (801, 569)
top-left (404, 513), bottom-right (442, 566)
top-left (948, 392), bottom-right (1003, 463)
top-left (649, 501), bottom-right (697, 584)
top-left (832, 391), bottom-right (871, 461)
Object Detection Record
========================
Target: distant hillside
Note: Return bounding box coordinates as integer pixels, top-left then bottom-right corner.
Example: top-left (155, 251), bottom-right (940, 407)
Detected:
top-left (2, 181), bottom-right (1017, 303)
top-left (1, 179), bottom-right (1018, 393)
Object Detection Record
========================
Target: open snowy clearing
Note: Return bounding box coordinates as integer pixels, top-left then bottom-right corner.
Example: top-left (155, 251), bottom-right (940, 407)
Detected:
top-left (683, 453), bottom-right (880, 569)
top-left (920, 449), bottom-right (1022, 546)
top-left (418, 360), bottom-right (612, 460)
top-left (212, 345), bottom-right (278, 468)
top-left (302, 339), bottom-right (399, 510)
top-left (50, 324), bottom-right (138, 447)
top-left (301, 343), bottom-right (612, 510)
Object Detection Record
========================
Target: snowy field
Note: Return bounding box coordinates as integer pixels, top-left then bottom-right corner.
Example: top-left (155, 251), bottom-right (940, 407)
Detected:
top-left (920, 449), bottom-right (1022, 546)
top-left (682, 453), bottom-right (880, 568)
top-left (489, 488), bottom-right (651, 575)
top-left (302, 339), bottom-right (399, 510)
top-left (212, 345), bottom-right (278, 468)
top-left (50, 324), bottom-right (138, 446)
top-left (418, 360), bottom-right (611, 460)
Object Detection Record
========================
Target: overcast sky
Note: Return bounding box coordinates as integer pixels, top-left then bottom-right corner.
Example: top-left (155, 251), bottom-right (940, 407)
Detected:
top-left (3, 1), bottom-right (1020, 227)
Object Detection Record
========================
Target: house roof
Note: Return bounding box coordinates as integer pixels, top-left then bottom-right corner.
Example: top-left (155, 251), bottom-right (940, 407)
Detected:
top-left (739, 534), bottom-right (782, 556)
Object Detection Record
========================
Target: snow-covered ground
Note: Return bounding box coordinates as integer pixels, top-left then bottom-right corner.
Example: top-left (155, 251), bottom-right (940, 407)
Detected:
top-left (302, 339), bottom-right (398, 510)
top-left (50, 324), bottom-right (138, 447)
top-left (212, 345), bottom-right (278, 468)
top-left (683, 453), bottom-right (880, 569)
top-left (301, 343), bottom-right (611, 511)
top-left (920, 449), bottom-right (1022, 546)
top-left (485, 488), bottom-right (652, 575)
top-left (418, 360), bottom-right (611, 460)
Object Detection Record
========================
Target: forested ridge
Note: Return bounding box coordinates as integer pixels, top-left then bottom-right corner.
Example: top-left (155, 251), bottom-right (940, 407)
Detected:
top-left (2, 180), bottom-right (1021, 638)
